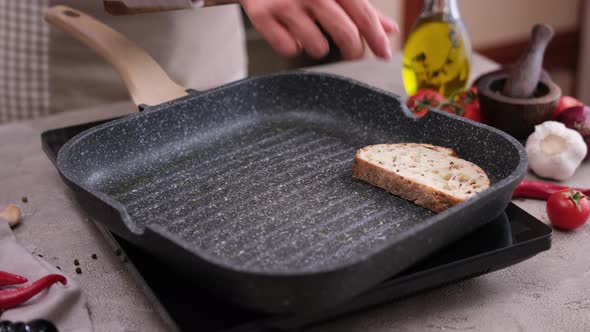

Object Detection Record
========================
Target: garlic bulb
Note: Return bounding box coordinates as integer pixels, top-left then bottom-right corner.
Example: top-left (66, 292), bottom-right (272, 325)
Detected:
top-left (525, 121), bottom-right (587, 181)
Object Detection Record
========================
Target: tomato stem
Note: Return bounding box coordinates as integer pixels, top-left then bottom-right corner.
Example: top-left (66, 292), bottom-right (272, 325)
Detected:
top-left (568, 188), bottom-right (585, 211)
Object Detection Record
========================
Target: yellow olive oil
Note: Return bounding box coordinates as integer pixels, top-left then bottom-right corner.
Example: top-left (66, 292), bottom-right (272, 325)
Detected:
top-left (403, 7), bottom-right (471, 97)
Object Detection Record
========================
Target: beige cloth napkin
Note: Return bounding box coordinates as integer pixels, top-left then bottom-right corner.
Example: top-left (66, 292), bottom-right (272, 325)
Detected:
top-left (0, 221), bottom-right (92, 332)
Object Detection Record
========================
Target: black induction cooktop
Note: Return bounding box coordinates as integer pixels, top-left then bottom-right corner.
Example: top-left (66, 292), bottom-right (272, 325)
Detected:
top-left (42, 118), bottom-right (552, 332)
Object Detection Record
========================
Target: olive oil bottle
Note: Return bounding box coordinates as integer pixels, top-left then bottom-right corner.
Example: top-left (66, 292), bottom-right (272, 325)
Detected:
top-left (402, 0), bottom-right (471, 97)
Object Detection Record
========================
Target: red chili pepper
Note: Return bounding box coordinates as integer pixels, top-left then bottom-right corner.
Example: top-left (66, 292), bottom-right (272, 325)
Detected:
top-left (0, 274), bottom-right (67, 310)
top-left (0, 271), bottom-right (27, 287)
top-left (513, 180), bottom-right (590, 200)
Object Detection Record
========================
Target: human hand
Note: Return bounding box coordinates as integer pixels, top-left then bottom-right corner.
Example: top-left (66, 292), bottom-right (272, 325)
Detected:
top-left (240, 0), bottom-right (398, 60)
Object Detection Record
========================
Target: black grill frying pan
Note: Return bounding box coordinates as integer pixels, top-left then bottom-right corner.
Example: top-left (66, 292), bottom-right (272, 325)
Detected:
top-left (45, 6), bottom-right (527, 314)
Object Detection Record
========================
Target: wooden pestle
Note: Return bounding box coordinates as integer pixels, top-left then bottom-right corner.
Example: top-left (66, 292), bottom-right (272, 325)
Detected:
top-left (503, 24), bottom-right (554, 98)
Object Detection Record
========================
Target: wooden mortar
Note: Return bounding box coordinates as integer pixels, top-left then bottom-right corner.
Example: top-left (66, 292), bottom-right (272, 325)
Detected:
top-left (477, 24), bottom-right (560, 140)
top-left (478, 72), bottom-right (561, 139)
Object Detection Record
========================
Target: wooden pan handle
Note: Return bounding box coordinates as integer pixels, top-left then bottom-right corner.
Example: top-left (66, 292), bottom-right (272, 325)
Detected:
top-left (44, 5), bottom-right (188, 106)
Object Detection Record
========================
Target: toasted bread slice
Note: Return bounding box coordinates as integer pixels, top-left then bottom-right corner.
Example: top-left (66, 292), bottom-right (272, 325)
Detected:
top-left (352, 143), bottom-right (490, 212)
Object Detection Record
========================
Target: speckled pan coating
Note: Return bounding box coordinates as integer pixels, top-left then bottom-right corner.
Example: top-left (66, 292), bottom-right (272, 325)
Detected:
top-left (56, 72), bottom-right (527, 314)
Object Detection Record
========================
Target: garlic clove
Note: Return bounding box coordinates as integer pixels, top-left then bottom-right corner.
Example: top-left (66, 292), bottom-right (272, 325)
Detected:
top-left (525, 121), bottom-right (587, 181)
top-left (0, 204), bottom-right (21, 227)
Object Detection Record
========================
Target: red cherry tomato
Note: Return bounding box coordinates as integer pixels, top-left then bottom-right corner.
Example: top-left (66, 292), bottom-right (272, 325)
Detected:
top-left (463, 104), bottom-right (482, 122)
top-left (552, 96), bottom-right (583, 119)
top-left (441, 87), bottom-right (482, 122)
top-left (407, 88), bottom-right (482, 122)
top-left (406, 89), bottom-right (445, 117)
top-left (546, 189), bottom-right (590, 230)
top-left (454, 87), bottom-right (482, 122)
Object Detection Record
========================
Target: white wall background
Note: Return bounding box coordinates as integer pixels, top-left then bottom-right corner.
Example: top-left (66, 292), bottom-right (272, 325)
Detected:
top-left (373, 0), bottom-right (581, 50)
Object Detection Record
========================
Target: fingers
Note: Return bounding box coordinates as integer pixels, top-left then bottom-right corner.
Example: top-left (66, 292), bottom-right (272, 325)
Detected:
top-left (337, 0), bottom-right (392, 59)
top-left (257, 18), bottom-right (302, 57)
top-left (242, 0), bottom-right (398, 60)
top-left (378, 12), bottom-right (399, 34)
top-left (306, 0), bottom-right (364, 60)
top-left (276, 7), bottom-right (329, 59)
top-left (241, 1), bottom-right (300, 57)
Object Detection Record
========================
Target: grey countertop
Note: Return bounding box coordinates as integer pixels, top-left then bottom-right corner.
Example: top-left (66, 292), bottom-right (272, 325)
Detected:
top-left (1, 54), bottom-right (589, 331)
